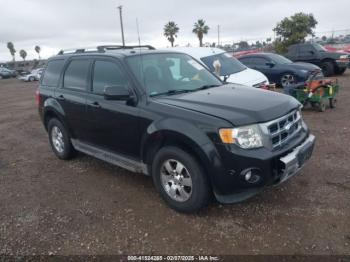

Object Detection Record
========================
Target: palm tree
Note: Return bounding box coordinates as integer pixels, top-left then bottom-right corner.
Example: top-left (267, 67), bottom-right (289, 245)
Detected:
top-left (35, 45), bottom-right (41, 60)
top-left (164, 21), bottom-right (179, 47)
top-left (7, 42), bottom-right (16, 62)
top-left (19, 50), bottom-right (27, 61)
top-left (192, 19), bottom-right (210, 47)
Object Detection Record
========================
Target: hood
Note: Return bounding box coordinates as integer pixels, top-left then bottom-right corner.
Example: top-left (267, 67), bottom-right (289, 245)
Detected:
top-left (155, 84), bottom-right (300, 126)
top-left (225, 68), bottom-right (268, 87)
top-left (289, 62), bottom-right (321, 71)
top-left (324, 51), bottom-right (349, 59)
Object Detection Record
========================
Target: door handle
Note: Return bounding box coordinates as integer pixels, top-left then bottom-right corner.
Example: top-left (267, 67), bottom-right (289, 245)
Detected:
top-left (90, 101), bottom-right (101, 108)
top-left (57, 95), bottom-right (65, 101)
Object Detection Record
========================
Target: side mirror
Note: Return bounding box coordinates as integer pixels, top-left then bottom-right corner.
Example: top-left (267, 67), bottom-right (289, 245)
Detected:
top-left (104, 85), bottom-right (131, 101)
top-left (266, 62), bottom-right (275, 68)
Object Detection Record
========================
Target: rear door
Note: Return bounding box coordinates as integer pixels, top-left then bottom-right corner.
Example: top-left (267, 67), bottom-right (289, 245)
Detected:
top-left (297, 45), bottom-right (318, 64)
top-left (85, 58), bottom-right (140, 159)
top-left (55, 58), bottom-right (91, 141)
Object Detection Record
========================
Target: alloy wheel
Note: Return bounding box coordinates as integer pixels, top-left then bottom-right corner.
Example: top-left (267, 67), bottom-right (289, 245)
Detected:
top-left (160, 159), bottom-right (193, 202)
top-left (51, 126), bottom-right (65, 153)
top-left (281, 74), bottom-right (295, 87)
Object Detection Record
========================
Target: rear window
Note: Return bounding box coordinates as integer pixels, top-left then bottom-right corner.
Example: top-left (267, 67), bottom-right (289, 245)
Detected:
top-left (41, 60), bottom-right (65, 87)
top-left (63, 60), bottom-right (90, 90)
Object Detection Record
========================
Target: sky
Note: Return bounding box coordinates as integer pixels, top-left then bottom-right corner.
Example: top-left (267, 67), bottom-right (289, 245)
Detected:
top-left (0, 0), bottom-right (349, 61)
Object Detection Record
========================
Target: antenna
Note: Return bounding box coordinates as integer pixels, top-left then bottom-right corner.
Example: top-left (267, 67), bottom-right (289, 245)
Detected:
top-left (136, 18), bottom-right (147, 97)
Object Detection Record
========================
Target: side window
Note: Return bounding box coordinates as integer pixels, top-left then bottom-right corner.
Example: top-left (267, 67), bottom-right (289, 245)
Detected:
top-left (92, 60), bottom-right (129, 95)
top-left (63, 59), bottom-right (90, 90)
top-left (299, 45), bottom-right (315, 55)
top-left (251, 57), bottom-right (268, 66)
top-left (239, 57), bottom-right (252, 66)
top-left (41, 60), bottom-right (65, 87)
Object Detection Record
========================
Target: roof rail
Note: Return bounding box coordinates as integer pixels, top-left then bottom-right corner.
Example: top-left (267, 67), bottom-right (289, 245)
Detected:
top-left (97, 45), bottom-right (156, 51)
top-left (57, 47), bottom-right (101, 55)
top-left (57, 45), bottom-right (156, 55)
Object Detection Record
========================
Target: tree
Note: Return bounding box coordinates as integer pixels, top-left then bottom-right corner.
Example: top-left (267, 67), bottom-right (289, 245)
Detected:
top-left (163, 21), bottom-right (179, 47)
top-left (7, 42), bottom-right (16, 62)
top-left (238, 41), bottom-right (249, 50)
top-left (273, 12), bottom-right (318, 53)
top-left (192, 19), bottom-right (210, 47)
top-left (35, 45), bottom-right (41, 60)
top-left (19, 50), bottom-right (27, 61)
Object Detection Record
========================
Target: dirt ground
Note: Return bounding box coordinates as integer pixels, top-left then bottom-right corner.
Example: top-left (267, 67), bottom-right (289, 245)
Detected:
top-left (0, 72), bottom-right (349, 256)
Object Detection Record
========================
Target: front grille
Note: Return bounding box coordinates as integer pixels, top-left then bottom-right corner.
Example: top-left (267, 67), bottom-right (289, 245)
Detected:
top-left (263, 110), bottom-right (302, 150)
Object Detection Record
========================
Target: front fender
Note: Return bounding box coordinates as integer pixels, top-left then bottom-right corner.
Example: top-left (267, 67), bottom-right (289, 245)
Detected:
top-left (140, 118), bottom-right (225, 186)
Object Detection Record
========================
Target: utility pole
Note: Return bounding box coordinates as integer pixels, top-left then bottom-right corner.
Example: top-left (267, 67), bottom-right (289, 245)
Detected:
top-left (217, 25), bottom-right (220, 47)
top-left (117, 5), bottom-right (125, 46)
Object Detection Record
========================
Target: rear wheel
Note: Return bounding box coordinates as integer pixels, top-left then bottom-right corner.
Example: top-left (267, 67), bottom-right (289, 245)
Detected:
top-left (29, 76), bottom-right (35, 82)
top-left (0, 75), bottom-right (3, 80)
top-left (48, 118), bottom-right (76, 160)
top-left (321, 61), bottom-right (335, 77)
top-left (152, 146), bottom-right (210, 213)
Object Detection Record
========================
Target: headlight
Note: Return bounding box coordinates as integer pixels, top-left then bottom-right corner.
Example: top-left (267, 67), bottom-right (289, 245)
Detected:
top-left (219, 124), bottom-right (263, 149)
top-left (340, 55), bottom-right (349, 59)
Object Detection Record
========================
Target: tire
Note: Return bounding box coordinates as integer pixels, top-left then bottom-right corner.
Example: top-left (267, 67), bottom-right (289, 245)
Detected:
top-left (29, 76), bottom-right (35, 82)
top-left (0, 75), bottom-right (3, 80)
top-left (280, 73), bottom-right (296, 87)
top-left (336, 68), bottom-right (346, 75)
top-left (47, 118), bottom-right (76, 160)
top-left (151, 146), bottom-right (210, 213)
top-left (329, 98), bottom-right (337, 108)
top-left (321, 61), bottom-right (335, 77)
top-left (318, 99), bottom-right (327, 112)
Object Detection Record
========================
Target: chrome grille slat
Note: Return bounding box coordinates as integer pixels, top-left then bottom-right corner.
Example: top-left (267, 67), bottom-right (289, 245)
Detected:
top-left (260, 109), bottom-right (303, 150)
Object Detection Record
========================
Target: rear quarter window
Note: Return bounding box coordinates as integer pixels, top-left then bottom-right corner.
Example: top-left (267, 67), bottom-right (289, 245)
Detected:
top-left (41, 60), bottom-right (65, 87)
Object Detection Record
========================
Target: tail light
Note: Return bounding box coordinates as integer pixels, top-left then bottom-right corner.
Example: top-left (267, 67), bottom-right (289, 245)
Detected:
top-left (35, 88), bottom-right (40, 106)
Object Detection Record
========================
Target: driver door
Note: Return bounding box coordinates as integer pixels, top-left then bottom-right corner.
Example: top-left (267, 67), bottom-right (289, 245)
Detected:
top-left (85, 58), bottom-right (140, 159)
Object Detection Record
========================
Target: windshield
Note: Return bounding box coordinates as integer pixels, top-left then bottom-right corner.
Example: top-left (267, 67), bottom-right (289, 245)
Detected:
top-left (126, 53), bottom-right (222, 97)
top-left (268, 53), bottom-right (293, 64)
top-left (200, 52), bottom-right (246, 76)
top-left (312, 43), bottom-right (327, 52)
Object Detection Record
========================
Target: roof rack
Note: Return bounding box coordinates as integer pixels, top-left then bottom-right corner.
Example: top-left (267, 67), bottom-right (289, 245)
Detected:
top-left (57, 45), bottom-right (155, 55)
top-left (97, 45), bottom-right (155, 51)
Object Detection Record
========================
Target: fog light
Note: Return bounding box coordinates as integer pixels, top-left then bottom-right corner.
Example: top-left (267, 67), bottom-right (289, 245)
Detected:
top-left (241, 168), bottom-right (261, 184)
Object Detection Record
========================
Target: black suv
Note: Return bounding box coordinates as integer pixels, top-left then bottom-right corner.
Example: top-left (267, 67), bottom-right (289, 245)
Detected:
top-left (285, 42), bottom-right (349, 76)
top-left (38, 45), bottom-right (315, 213)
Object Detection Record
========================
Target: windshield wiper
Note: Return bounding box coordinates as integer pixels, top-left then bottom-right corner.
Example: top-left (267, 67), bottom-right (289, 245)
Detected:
top-left (150, 89), bottom-right (194, 97)
top-left (194, 84), bottom-right (221, 91)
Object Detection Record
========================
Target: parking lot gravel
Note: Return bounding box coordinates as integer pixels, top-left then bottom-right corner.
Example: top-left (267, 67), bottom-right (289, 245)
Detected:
top-left (0, 72), bottom-right (349, 255)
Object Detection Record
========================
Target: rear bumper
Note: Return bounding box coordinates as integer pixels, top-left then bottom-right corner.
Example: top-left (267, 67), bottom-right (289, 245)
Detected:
top-left (211, 132), bottom-right (315, 203)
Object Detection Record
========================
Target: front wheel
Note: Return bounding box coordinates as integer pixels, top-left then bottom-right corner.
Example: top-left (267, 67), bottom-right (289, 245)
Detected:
top-left (336, 68), bottom-right (347, 75)
top-left (321, 61), bottom-right (335, 77)
top-left (152, 146), bottom-right (210, 213)
top-left (329, 98), bottom-right (337, 108)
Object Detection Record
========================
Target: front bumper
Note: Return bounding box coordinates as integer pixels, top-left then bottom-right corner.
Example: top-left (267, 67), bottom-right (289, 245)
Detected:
top-left (212, 132), bottom-right (315, 204)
